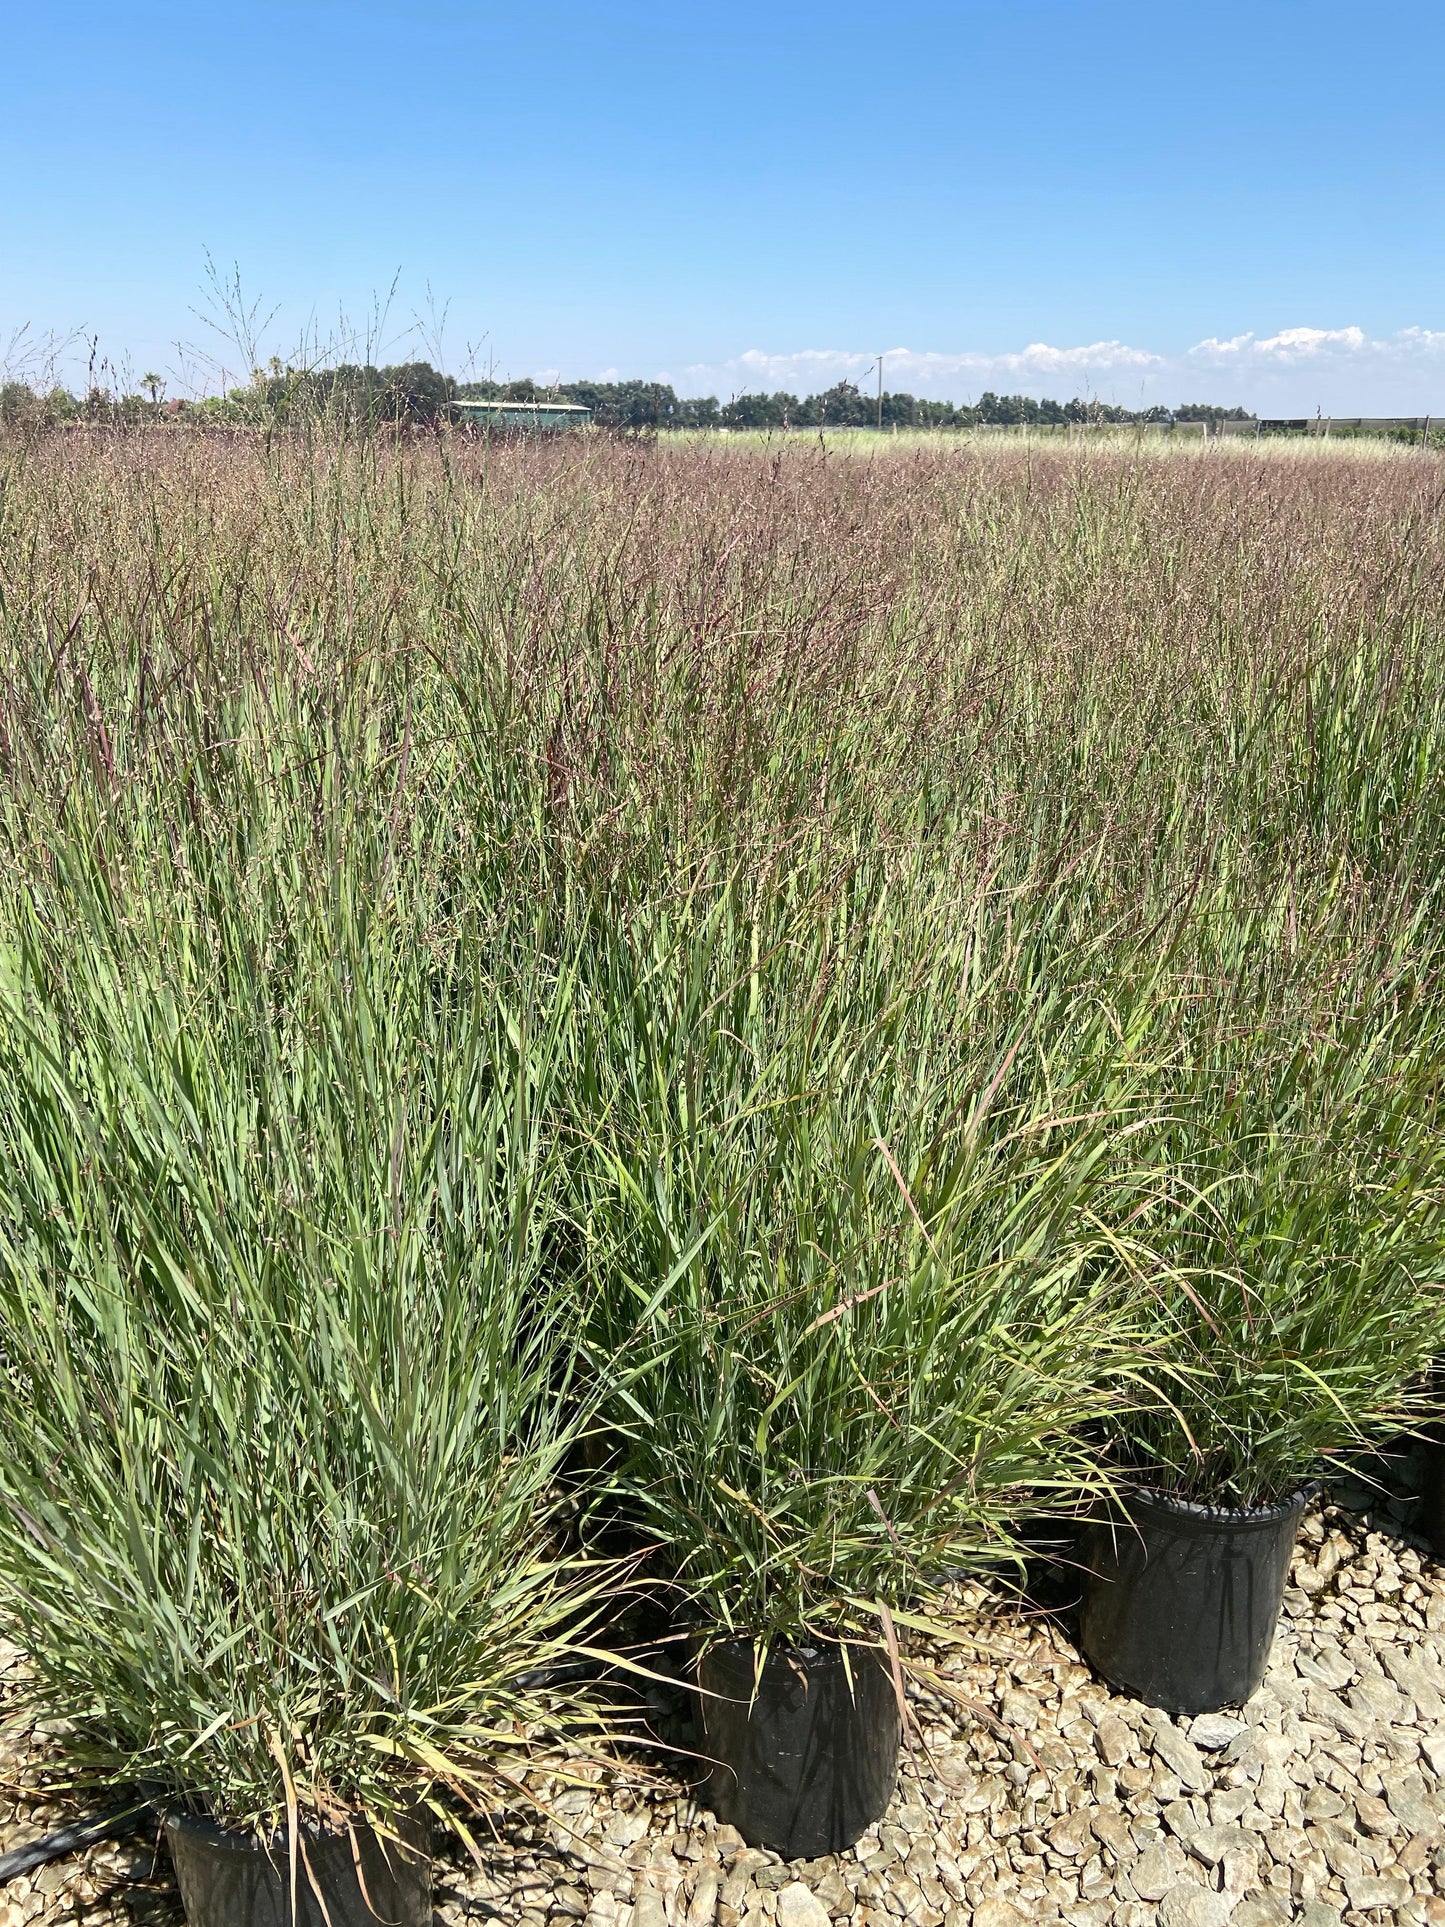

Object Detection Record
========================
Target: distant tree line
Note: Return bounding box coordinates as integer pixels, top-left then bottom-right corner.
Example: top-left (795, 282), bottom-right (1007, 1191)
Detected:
top-left (0, 359), bottom-right (461, 428)
top-left (458, 376), bottom-right (1253, 431)
top-left (457, 377), bottom-right (717, 428)
top-left (251, 360), bottom-right (459, 423)
top-left (3, 362), bottom-right (1256, 433)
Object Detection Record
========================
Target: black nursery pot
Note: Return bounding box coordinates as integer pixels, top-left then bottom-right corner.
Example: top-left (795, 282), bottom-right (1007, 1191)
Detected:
top-left (1421, 1427), bottom-right (1445, 1559)
top-left (166, 1811), bottom-right (430, 1927)
top-left (696, 1637), bottom-right (900, 1859)
top-left (1077, 1485), bottom-right (1311, 1716)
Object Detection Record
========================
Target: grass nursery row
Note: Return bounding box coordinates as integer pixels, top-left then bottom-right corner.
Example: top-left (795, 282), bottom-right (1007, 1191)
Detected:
top-left (0, 425), bottom-right (1439, 1844)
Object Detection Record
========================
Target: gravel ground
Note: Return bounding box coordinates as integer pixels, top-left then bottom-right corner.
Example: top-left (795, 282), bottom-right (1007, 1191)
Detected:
top-left (0, 1489), bottom-right (1440, 1927)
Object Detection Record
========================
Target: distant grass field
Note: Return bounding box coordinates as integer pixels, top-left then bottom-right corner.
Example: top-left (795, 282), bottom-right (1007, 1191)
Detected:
top-left (669, 423), bottom-right (1424, 456)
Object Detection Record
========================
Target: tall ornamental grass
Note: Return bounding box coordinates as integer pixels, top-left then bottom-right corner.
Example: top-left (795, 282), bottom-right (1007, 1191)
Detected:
top-left (0, 759), bottom-right (602, 1840)
top-left (1105, 889), bottom-right (1445, 1507)
top-left (563, 867), bottom-right (1157, 1641)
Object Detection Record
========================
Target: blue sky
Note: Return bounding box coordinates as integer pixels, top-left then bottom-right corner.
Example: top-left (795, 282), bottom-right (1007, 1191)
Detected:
top-left (4, 1), bottom-right (1444, 411)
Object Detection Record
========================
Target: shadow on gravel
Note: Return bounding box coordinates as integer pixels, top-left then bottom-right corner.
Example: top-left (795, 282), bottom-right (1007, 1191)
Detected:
top-left (1321, 1433), bottom-right (1445, 1563)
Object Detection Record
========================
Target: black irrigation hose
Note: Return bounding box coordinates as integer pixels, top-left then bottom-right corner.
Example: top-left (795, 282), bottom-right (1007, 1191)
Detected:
top-left (0, 1672), bottom-right (612, 1890)
top-left (0, 1802), bottom-right (151, 1886)
top-left (0, 1659), bottom-right (651, 1889)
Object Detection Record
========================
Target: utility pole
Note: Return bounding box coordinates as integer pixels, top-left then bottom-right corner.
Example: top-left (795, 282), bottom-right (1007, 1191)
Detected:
top-left (876, 352), bottom-right (884, 431)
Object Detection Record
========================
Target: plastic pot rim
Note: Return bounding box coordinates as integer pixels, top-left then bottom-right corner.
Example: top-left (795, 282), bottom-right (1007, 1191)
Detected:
top-left (695, 1629), bottom-right (888, 1659)
top-left (1119, 1479), bottom-right (1321, 1529)
top-left (694, 1633), bottom-right (893, 1708)
top-left (165, 1809), bottom-right (429, 1862)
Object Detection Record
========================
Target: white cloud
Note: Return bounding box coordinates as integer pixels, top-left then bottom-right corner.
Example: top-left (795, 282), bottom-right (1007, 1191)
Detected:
top-left (666, 326), bottom-right (1445, 414)
top-left (678, 340), bottom-right (1162, 399)
top-left (1192, 326), bottom-right (1369, 361)
top-left (1190, 325), bottom-right (1445, 366)
top-left (1178, 326), bottom-right (1445, 408)
top-left (990, 340), bottom-right (1163, 375)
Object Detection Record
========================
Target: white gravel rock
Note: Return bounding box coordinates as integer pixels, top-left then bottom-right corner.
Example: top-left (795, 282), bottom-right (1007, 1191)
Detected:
top-left (1230, 1899), bottom-right (1291, 1927)
top-left (1150, 1722), bottom-right (1213, 1792)
top-left (1158, 1888), bottom-right (1237, 1927)
top-left (1128, 1840), bottom-right (1183, 1900)
top-left (774, 1883), bottom-right (830, 1927)
top-left (1188, 1714), bottom-right (1244, 1751)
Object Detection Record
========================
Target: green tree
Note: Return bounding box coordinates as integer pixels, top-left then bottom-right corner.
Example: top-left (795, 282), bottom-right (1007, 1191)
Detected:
top-left (0, 382), bottom-right (35, 426)
top-left (720, 392), bottom-right (798, 429)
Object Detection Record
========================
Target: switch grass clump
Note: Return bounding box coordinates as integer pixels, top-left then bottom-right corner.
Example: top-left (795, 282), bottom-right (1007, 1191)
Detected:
top-left (1103, 885), bottom-right (1445, 1509)
top-left (564, 864), bottom-right (1155, 1643)
top-left (0, 736), bottom-right (605, 1840)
